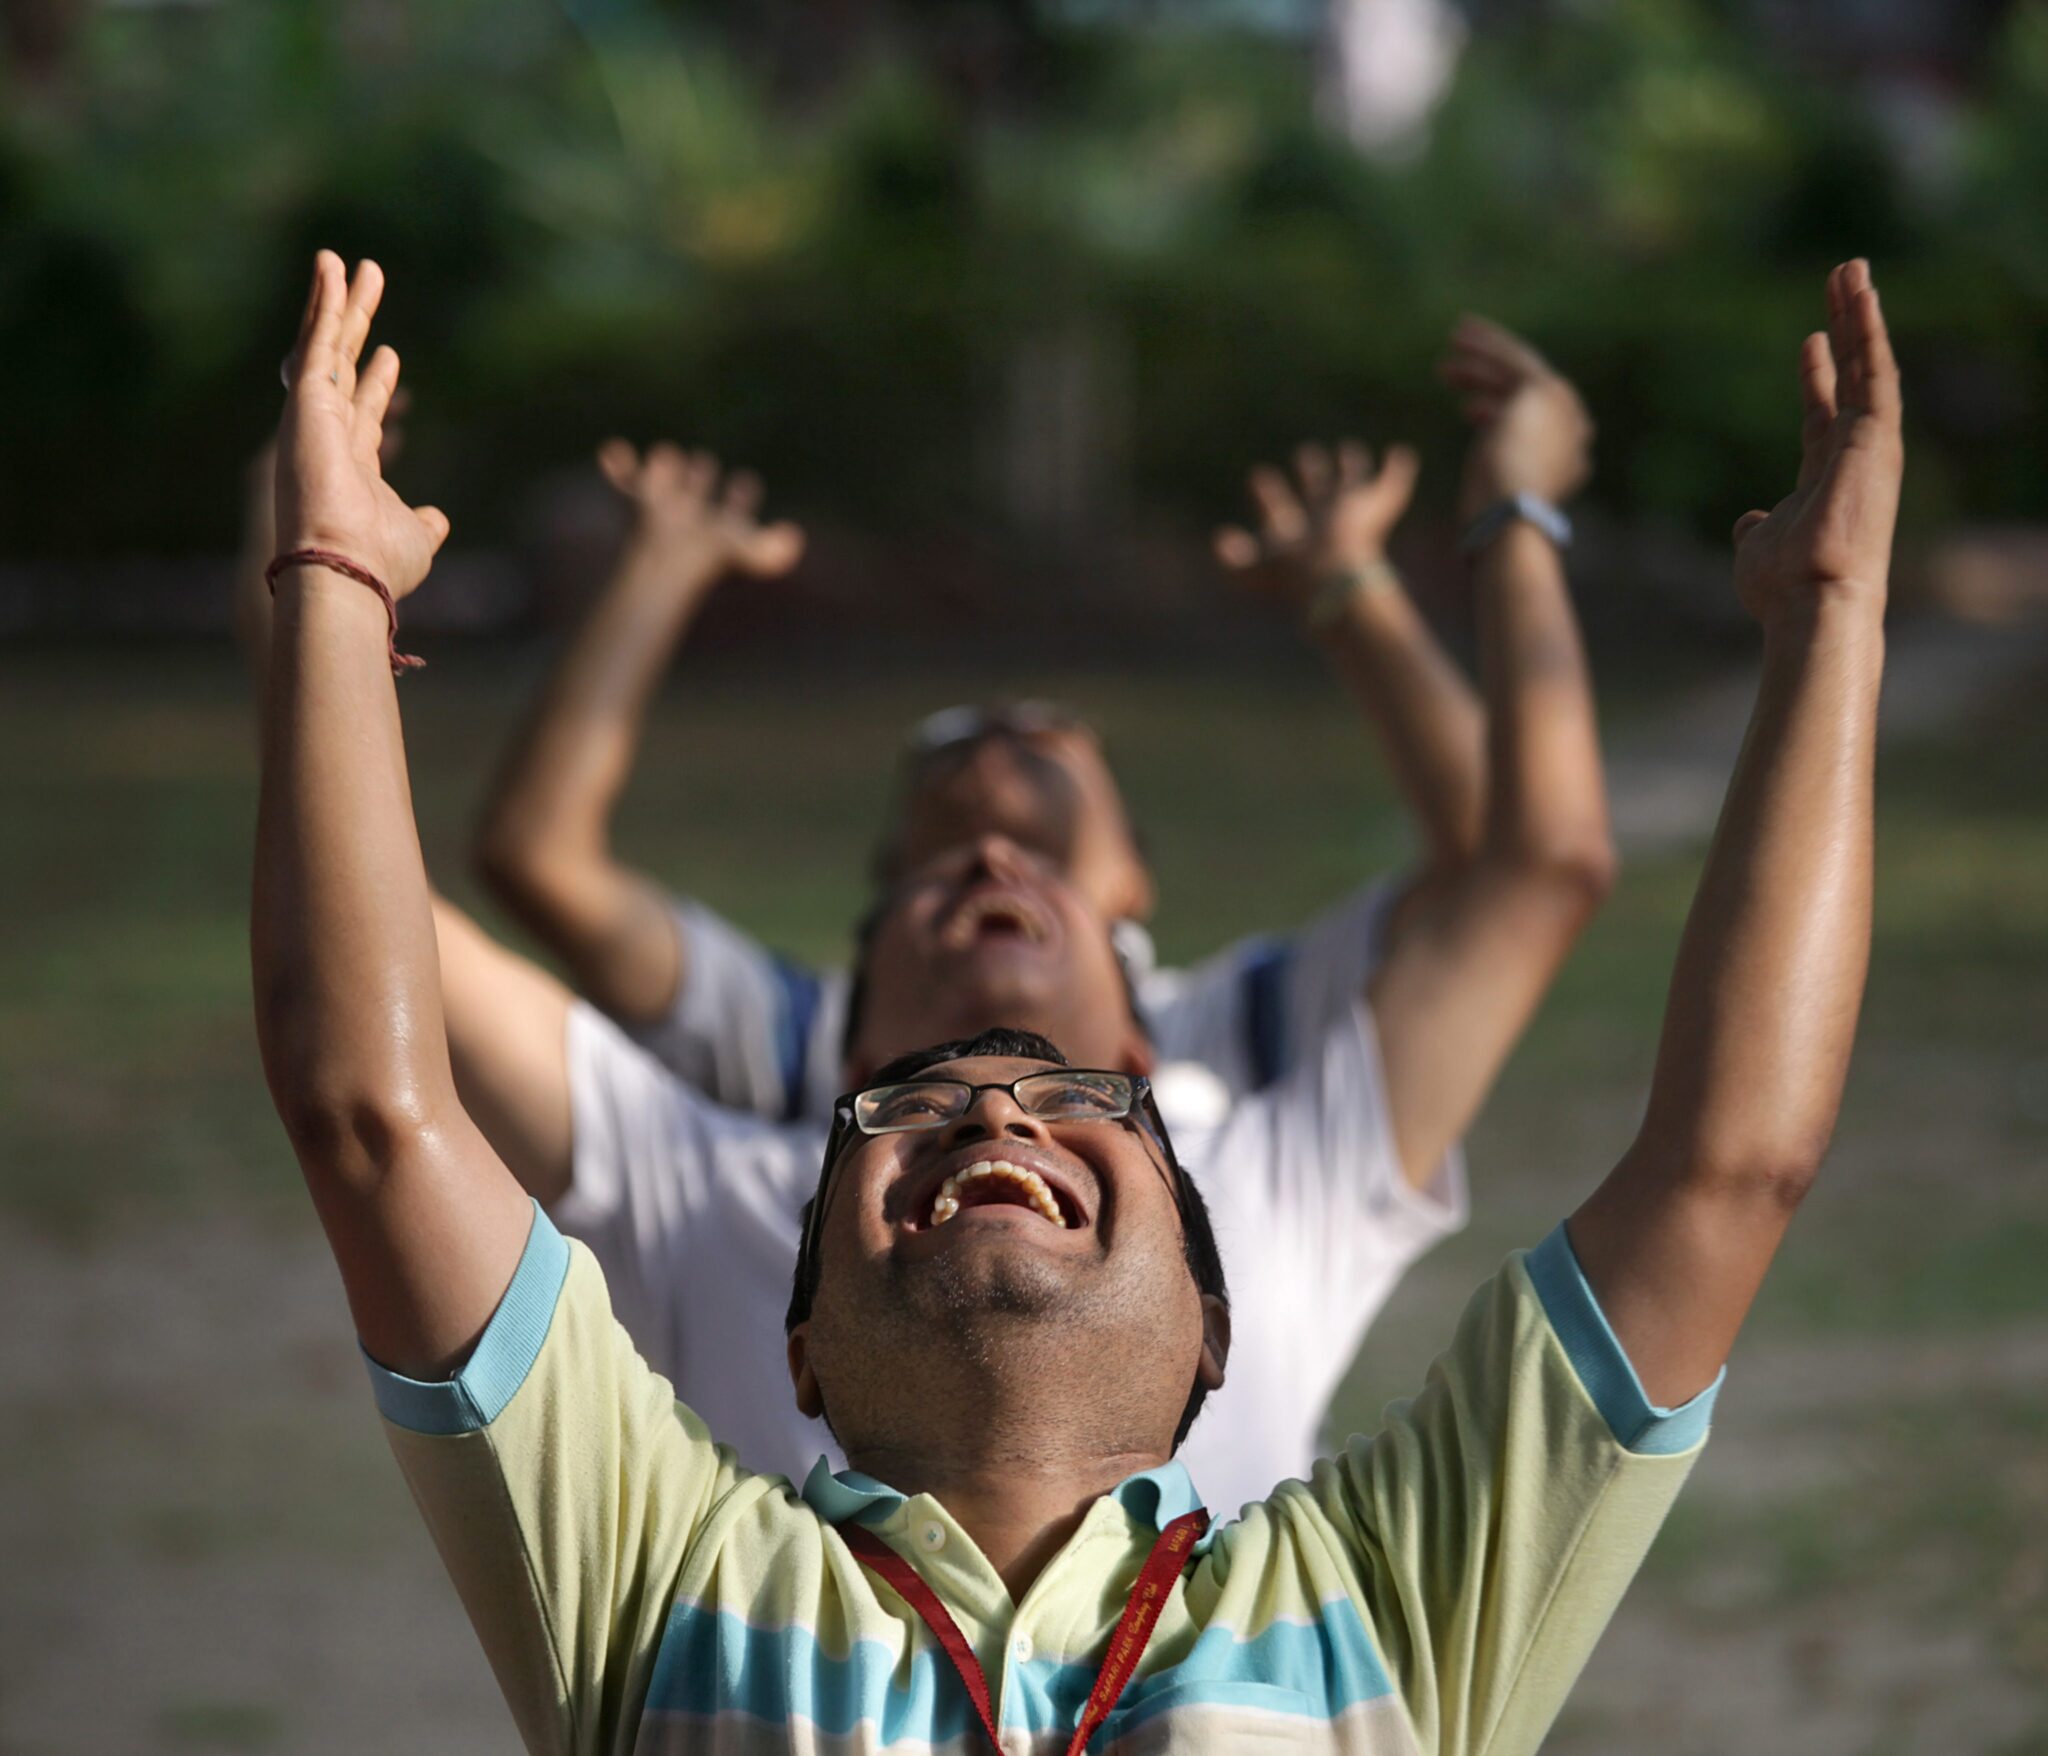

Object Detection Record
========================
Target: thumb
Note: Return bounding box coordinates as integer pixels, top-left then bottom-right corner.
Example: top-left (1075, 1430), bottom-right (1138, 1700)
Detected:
top-left (1213, 526), bottom-right (1260, 571)
top-left (416, 506), bottom-right (452, 553)
top-left (1372, 443), bottom-right (1422, 512)
top-left (1731, 509), bottom-right (1769, 547)
top-left (741, 522), bottom-right (806, 576)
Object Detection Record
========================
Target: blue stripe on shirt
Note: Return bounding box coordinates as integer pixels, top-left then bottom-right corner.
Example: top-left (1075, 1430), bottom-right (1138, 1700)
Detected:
top-left (1239, 938), bottom-right (1293, 1089)
top-left (362, 1202), bottom-right (569, 1435)
top-left (1526, 1224), bottom-right (1722, 1455)
top-left (770, 954), bottom-right (825, 1122)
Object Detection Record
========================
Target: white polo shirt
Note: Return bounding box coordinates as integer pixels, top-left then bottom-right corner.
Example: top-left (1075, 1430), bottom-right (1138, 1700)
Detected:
top-left (555, 988), bottom-right (1465, 1518)
top-left (633, 878), bottom-right (1407, 1123)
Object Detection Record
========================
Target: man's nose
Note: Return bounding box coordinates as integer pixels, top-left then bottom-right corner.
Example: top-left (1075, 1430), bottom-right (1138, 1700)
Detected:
top-left (942, 1087), bottom-right (1048, 1146)
top-left (962, 831), bottom-right (1029, 882)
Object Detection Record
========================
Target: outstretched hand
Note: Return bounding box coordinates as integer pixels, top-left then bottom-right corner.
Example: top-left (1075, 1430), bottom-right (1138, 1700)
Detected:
top-left (597, 440), bottom-right (806, 590)
top-left (1438, 317), bottom-right (1592, 524)
top-left (1213, 440), bottom-right (1421, 616)
top-left (1731, 259), bottom-right (1902, 628)
top-left (275, 252), bottom-right (447, 600)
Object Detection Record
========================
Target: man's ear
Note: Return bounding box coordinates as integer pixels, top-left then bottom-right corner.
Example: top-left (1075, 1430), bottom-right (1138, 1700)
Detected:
top-left (787, 1324), bottom-right (825, 1419)
top-left (1196, 1295), bottom-right (1230, 1392)
top-left (1114, 861), bottom-right (1157, 927)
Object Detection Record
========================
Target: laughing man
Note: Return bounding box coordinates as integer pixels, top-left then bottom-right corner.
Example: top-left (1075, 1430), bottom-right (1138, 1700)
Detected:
top-left (254, 253), bottom-right (1898, 1754)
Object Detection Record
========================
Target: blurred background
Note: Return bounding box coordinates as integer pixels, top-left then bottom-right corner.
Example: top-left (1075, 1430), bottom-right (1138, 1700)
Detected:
top-left (1, 1), bottom-right (2044, 1751)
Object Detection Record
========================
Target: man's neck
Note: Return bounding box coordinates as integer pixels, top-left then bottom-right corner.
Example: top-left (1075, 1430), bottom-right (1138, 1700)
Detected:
top-left (847, 1440), bottom-right (1168, 1601)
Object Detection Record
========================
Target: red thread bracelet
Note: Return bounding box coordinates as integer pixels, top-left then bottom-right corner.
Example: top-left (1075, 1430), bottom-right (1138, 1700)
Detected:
top-left (264, 548), bottom-right (425, 675)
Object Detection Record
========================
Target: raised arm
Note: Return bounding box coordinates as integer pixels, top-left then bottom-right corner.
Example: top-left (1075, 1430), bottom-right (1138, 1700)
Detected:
top-left (1365, 322), bottom-right (1613, 1188)
top-left (1568, 260), bottom-right (1899, 1404)
top-left (1216, 441), bottom-right (1487, 871)
top-left (473, 442), bottom-right (803, 1026)
top-left (251, 252), bottom-right (532, 1378)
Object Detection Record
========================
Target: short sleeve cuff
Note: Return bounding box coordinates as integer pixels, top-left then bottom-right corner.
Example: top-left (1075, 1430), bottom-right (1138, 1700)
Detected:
top-left (1526, 1223), bottom-right (1722, 1456)
top-left (362, 1201), bottom-right (571, 1436)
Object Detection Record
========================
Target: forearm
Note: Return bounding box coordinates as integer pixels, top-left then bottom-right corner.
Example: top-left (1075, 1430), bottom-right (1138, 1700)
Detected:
top-left (252, 570), bottom-right (534, 1372)
top-left (1571, 597), bottom-right (1882, 1400)
top-left (478, 546), bottom-right (715, 880)
top-left (1637, 598), bottom-right (1880, 1181)
top-left (1473, 524), bottom-right (1614, 890)
top-left (1316, 581), bottom-right (1487, 867)
top-left (252, 573), bottom-right (457, 1161)
top-left (1364, 524), bottom-right (1612, 1189)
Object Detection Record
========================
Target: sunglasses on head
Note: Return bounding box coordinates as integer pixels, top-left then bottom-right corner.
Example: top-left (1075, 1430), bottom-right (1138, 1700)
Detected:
top-left (904, 700), bottom-right (1090, 763)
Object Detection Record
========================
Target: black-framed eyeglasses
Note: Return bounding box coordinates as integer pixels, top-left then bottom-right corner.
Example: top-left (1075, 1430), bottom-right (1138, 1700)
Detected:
top-left (794, 1068), bottom-right (1187, 1295)
top-left (904, 700), bottom-right (1089, 764)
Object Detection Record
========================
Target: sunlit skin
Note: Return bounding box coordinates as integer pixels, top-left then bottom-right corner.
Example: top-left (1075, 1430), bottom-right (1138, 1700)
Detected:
top-left (846, 836), bottom-right (1154, 1086)
top-left (788, 1059), bottom-right (1228, 1596)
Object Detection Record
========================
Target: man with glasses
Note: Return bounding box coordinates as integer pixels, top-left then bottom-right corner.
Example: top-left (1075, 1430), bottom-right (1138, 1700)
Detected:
top-left (253, 252), bottom-right (1901, 1756)
top-left (472, 321), bottom-right (1597, 1126)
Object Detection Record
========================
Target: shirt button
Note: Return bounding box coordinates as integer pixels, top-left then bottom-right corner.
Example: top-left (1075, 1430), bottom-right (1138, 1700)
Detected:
top-left (1011, 1634), bottom-right (1034, 1663)
top-left (919, 1521), bottom-right (946, 1552)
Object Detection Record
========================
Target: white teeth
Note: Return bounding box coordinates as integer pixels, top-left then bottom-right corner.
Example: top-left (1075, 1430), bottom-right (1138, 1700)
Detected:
top-left (930, 1160), bottom-right (1068, 1228)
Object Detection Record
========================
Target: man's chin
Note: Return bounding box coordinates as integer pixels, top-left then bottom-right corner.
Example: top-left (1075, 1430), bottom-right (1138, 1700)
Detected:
top-left (905, 1246), bottom-right (1073, 1320)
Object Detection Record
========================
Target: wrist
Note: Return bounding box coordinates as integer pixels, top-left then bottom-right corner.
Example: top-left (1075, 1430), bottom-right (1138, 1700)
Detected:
top-left (1305, 557), bottom-right (1400, 635)
top-left (270, 557), bottom-right (391, 628)
top-left (1757, 581), bottom-right (1888, 649)
top-left (1461, 492), bottom-right (1572, 557)
top-left (617, 536), bottom-right (724, 600)
top-left (268, 547), bottom-right (425, 674)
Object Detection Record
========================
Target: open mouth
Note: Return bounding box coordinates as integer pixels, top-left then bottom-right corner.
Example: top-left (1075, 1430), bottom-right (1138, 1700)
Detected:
top-left (925, 1159), bottom-right (1082, 1229)
top-left (939, 889), bottom-right (1050, 951)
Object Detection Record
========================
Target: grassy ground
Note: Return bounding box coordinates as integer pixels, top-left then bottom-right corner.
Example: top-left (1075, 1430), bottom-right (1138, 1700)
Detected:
top-left (0, 639), bottom-right (2042, 1753)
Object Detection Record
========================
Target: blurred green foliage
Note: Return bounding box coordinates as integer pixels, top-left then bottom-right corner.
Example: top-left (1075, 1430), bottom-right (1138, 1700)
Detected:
top-left (1, 0), bottom-right (2043, 560)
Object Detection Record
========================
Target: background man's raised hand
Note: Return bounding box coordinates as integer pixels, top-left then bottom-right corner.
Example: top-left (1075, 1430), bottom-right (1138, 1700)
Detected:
top-left (1212, 439), bottom-right (1421, 614)
top-left (1439, 316), bottom-right (1593, 523)
top-left (597, 438), bottom-right (805, 596)
top-left (1731, 258), bottom-right (1902, 626)
top-left (274, 252), bottom-right (447, 597)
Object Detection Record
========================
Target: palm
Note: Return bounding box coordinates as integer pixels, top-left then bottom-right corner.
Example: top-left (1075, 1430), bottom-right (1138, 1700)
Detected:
top-left (599, 440), bottom-right (805, 584)
top-left (1732, 262), bottom-right (1902, 625)
top-left (1214, 440), bottom-right (1419, 612)
top-left (275, 255), bottom-right (447, 601)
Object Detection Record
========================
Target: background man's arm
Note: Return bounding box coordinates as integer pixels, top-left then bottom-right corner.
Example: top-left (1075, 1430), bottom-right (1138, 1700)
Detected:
top-left (1366, 321), bottom-right (1613, 1189)
top-left (473, 442), bottom-right (803, 1026)
top-left (1216, 441), bottom-right (1487, 873)
top-left (1568, 260), bottom-right (1900, 1403)
top-left (251, 252), bottom-right (534, 1377)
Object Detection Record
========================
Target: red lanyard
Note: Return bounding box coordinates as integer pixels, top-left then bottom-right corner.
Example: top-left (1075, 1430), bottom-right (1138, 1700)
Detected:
top-left (841, 1507), bottom-right (1209, 1756)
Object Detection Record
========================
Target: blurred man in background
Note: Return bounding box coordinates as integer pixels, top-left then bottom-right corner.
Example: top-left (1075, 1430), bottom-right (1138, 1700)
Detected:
top-left (389, 323), bottom-right (1611, 1512)
top-left (471, 322), bottom-right (1600, 1136)
top-left (232, 288), bottom-right (1614, 1509)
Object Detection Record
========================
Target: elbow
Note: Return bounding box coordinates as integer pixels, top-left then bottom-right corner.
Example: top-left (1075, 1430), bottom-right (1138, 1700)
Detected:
top-left (1492, 827), bottom-right (1620, 924)
top-left (1643, 1123), bottom-right (1835, 1216)
top-left (254, 985), bottom-right (442, 1193)
top-left (1697, 1145), bottom-right (1828, 1215)
top-left (471, 813), bottom-right (538, 912)
top-left (271, 1080), bottom-right (439, 1194)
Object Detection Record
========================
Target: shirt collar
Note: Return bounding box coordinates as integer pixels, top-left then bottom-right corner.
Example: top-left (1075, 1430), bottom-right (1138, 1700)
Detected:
top-left (800, 1455), bottom-right (1207, 1536)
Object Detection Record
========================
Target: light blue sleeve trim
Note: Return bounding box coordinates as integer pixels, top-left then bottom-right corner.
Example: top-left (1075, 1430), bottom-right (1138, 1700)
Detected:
top-left (1525, 1224), bottom-right (1723, 1456)
top-left (362, 1201), bottom-right (572, 1436)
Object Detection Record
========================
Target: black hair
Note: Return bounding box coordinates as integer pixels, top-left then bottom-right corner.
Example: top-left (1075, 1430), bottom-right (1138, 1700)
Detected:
top-left (786, 1029), bottom-right (1229, 1451)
